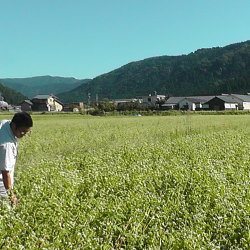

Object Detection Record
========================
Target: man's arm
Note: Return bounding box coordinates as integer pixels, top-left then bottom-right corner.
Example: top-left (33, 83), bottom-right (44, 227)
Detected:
top-left (1, 170), bottom-right (17, 205)
top-left (2, 170), bottom-right (12, 190)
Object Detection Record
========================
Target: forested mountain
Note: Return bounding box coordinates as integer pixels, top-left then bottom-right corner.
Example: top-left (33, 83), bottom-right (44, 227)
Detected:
top-left (0, 83), bottom-right (27, 105)
top-left (0, 76), bottom-right (90, 98)
top-left (58, 40), bottom-right (250, 102)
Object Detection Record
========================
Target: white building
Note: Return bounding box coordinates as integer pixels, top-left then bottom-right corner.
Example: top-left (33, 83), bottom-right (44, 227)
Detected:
top-left (138, 94), bottom-right (166, 105)
top-left (230, 94), bottom-right (250, 110)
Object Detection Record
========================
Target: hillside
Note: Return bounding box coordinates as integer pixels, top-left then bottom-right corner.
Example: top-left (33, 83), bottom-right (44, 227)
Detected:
top-left (0, 76), bottom-right (91, 98)
top-left (58, 40), bottom-right (250, 102)
top-left (0, 83), bottom-right (27, 105)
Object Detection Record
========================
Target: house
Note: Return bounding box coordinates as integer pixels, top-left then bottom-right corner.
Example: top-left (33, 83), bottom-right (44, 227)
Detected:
top-left (20, 100), bottom-right (33, 112)
top-left (205, 96), bottom-right (239, 110)
top-left (179, 97), bottom-right (206, 111)
top-left (138, 94), bottom-right (166, 105)
top-left (163, 96), bottom-right (215, 110)
top-left (32, 94), bottom-right (63, 112)
top-left (162, 97), bottom-right (185, 110)
top-left (230, 94), bottom-right (250, 110)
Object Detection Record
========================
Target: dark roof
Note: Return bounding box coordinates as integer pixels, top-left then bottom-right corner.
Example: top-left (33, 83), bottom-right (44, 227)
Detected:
top-left (231, 94), bottom-right (250, 102)
top-left (22, 100), bottom-right (33, 105)
top-left (165, 97), bottom-right (185, 104)
top-left (33, 94), bottom-right (53, 99)
top-left (181, 97), bottom-right (207, 103)
top-left (166, 95), bottom-right (215, 104)
top-left (213, 95), bottom-right (239, 103)
top-left (188, 96), bottom-right (215, 102)
top-left (32, 94), bottom-right (63, 105)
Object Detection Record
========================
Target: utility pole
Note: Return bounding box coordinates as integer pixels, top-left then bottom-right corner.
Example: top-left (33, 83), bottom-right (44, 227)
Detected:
top-left (87, 92), bottom-right (91, 114)
top-left (96, 93), bottom-right (99, 105)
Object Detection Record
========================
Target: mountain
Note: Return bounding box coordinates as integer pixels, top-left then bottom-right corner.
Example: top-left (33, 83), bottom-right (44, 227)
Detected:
top-left (0, 76), bottom-right (91, 98)
top-left (0, 83), bottom-right (27, 105)
top-left (57, 40), bottom-right (250, 102)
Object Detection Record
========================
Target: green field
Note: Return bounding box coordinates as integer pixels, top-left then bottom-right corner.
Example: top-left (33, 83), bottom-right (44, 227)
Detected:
top-left (1, 114), bottom-right (250, 249)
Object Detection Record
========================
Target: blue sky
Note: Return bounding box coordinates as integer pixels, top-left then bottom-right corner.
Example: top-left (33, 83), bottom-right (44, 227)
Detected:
top-left (0, 0), bottom-right (249, 79)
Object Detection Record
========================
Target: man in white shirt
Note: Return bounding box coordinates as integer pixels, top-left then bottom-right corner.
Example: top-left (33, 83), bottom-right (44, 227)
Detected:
top-left (0, 112), bottom-right (33, 205)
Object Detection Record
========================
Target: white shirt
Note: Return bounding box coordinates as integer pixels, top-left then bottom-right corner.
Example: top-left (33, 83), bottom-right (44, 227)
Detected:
top-left (0, 120), bottom-right (18, 197)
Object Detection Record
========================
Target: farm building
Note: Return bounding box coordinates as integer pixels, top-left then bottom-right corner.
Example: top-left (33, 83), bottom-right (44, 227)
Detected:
top-left (230, 94), bottom-right (250, 110)
top-left (163, 96), bottom-right (215, 110)
top-left (138, 94), bottom-right (166, 105)
top-left (31, 94), bottom-right (63, 112)
top-left (20, 100), bottom-right (33, 112)
top-left (205, 96), bottom-right (239, 110)
top-left (179, 97), bottom-right (207, 111)
top-left (162, 97), bottom-right (184, 110)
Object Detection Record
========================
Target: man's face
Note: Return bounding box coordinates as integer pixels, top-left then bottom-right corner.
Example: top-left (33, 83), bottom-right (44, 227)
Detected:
top-left (13, 125), bottom-right (32, 138)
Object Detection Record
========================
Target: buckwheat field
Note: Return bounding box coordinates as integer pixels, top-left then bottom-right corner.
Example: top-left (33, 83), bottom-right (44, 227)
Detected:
top-left (1, 114), bottom-right (250, 249)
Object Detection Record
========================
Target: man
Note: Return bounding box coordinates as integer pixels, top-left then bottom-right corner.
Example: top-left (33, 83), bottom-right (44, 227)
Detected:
top-left (0, 112), bottom-right (33, 206)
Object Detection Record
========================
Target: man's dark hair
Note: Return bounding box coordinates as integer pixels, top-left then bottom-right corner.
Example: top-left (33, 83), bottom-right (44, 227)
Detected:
top-left (11, 112), bottom-right (33, 128)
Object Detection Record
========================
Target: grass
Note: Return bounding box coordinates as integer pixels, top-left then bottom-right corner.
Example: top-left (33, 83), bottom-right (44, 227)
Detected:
top-left (1, 114), bottom-right (250, 249)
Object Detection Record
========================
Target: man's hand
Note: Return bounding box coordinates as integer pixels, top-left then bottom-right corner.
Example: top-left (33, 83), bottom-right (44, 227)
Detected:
top-left (1, 171), bottom-right (18, 205)
top-left (11, 195), bottom-right (18, 206)
top-left (6, 187), bottom-right (18, 206)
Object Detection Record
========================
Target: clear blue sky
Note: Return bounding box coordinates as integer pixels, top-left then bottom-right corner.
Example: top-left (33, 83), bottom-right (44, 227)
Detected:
top-left (0, 0), bottom-right (249, 79)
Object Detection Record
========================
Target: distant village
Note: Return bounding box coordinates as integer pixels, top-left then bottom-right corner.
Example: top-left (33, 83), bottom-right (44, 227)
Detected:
top-left (1, 93), bottom-right (250, 113)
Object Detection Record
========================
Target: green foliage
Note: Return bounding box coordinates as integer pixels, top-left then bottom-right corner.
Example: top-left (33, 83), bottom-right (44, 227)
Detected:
top-left (1, 115), bottom-right (250, 248)
top-left (116, 102), bottom-right (148, 111)
top-left (58, 41), bottom-right (250, 102)
top-left (0, 83), bottom-right (27, 105)
top-left (96, 100), bottom-right (116, 112)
